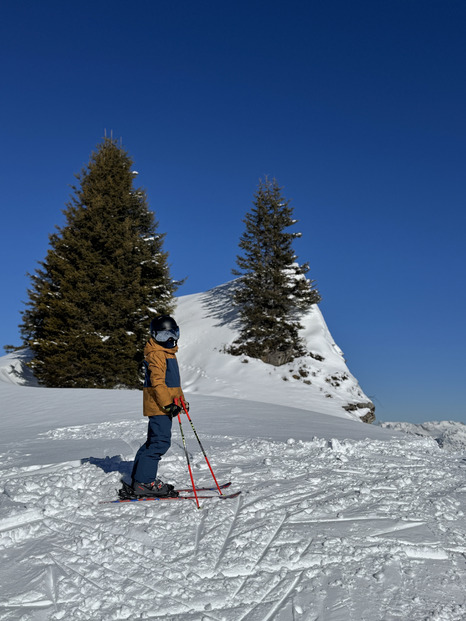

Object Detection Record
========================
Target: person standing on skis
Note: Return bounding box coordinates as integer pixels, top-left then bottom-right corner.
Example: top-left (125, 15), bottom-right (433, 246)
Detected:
top-left (128, 315), bottom-right (187, 498)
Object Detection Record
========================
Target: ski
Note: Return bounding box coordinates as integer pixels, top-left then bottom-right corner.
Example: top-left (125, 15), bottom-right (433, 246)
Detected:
top-left (100, 490), bottom-right (241, 504)
top-left (177, 481), bottom-right (231, 493)
top-left (99, 481), bottom-right (235, 505)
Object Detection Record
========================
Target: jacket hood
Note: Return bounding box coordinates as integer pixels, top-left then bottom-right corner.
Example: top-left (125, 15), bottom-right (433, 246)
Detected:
top-left (145, 338), bottom-right (179, 356)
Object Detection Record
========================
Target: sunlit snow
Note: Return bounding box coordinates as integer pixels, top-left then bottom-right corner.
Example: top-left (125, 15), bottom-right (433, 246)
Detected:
top-left (1, 284), bottom-right (465, 620)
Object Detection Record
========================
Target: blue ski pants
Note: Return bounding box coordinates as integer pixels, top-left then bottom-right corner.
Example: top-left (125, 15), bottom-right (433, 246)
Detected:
top-left (131, 415), bottom-right (172, 484)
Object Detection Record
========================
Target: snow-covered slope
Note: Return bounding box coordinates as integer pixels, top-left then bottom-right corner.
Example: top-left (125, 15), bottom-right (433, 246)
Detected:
top-left (176, 282), bottom-right (373, 422)
top-left (1, 377), bottom-right (466, 620)
top-left (0, 348), bottom-right (38, 386)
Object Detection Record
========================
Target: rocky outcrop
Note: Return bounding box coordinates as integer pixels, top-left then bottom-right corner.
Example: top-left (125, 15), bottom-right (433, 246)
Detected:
top-left (343, 401), bottom-right (376, 424)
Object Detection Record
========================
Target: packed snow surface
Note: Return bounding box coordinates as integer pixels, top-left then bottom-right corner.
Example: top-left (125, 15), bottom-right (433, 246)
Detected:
top-left (1, 285), bottom-right (466, 619)
top-left (1, 368), bottom-right (466, 619)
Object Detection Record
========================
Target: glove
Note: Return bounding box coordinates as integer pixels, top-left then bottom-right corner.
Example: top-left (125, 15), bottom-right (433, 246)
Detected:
top-left (183, 401), bottom-right (190, 412)
top-left (164, 403), bottom-right (182, 420)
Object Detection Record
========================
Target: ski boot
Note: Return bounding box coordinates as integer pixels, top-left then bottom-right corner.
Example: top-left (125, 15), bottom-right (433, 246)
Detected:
top-left (131, 479), bottom-right (179, 498)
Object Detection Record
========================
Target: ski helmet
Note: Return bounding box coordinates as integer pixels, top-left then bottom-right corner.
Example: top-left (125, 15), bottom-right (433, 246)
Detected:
top-left (150, 315), bottom-right (180, 348)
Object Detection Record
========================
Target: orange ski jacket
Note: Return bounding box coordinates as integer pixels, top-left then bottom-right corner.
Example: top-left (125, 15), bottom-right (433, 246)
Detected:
top-left (142, 339), bottom-right (185, 417)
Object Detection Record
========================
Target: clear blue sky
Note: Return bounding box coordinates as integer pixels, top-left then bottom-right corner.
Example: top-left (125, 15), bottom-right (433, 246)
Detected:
top-left (1, 1), bottom-right (465, 423)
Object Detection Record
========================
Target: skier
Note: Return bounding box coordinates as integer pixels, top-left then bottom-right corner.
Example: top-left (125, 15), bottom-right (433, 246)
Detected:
top-left (127, 315), bottom-right (186, 498)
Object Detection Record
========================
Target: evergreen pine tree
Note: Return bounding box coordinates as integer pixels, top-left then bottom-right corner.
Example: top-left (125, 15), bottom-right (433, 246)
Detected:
top-left (231, 177), bottom-right (321, 366)
top-left (20, 137), bottom-right (177, 388)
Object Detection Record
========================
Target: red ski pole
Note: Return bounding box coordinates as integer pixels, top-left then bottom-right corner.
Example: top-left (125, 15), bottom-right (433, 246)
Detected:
top-left (179, 397), bottom-right (224, 496)
top-left (175, 399), bottom-right (200, 509)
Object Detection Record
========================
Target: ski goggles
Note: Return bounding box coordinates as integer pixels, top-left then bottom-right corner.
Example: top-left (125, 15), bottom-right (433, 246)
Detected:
top-left (155, 328), bottom-right (180, 342)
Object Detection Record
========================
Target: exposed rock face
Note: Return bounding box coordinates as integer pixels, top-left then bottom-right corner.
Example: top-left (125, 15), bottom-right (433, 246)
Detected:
top-left (343, 401), bottom-right (376, 424)
top-left (260, 349), bottom-right (295, 367)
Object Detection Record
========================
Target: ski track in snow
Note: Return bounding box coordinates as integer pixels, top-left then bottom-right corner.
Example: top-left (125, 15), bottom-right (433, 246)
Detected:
top-left (1, 420), bottom-right (466, 621)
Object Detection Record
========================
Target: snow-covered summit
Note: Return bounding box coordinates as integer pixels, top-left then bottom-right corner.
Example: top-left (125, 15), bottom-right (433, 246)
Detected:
top-left (175, 281), bottom-right (374, 422)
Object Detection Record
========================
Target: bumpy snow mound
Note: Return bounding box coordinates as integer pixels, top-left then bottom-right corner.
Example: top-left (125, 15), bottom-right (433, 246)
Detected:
top-left (0, 349), bottom-right (38, 386)
top-left (380, 420), bottom-right (466, 451)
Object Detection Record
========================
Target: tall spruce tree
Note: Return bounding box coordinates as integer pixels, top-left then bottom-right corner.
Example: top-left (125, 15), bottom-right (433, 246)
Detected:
top-left (20, 137), bottom-right (177, 388)
top-left (231, 177), bottom-right (321, 366)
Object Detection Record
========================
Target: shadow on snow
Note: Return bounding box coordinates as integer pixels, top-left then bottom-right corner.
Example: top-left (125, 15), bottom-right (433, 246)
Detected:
top-left (81, 455), bottom-right (133, 480)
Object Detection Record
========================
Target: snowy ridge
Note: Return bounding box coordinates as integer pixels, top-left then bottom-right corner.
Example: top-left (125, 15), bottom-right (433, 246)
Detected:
top-left (380, 420), bottom-right (466, 451)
